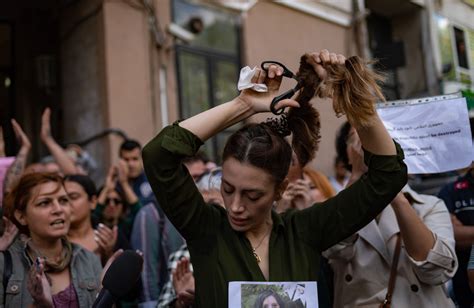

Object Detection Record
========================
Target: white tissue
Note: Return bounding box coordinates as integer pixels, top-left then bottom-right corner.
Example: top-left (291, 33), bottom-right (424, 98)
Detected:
top-left (237, 66), bottom-right (268, 92)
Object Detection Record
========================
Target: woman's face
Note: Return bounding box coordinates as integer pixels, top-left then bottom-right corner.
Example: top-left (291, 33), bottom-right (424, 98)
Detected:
top-left (303, 174), bottom-right (326, 203)
top-left (221, 157), bottom-right (281, 232)
top-left (15, 181), bottom-right (71, 241)
top-left (263, 295), bottom-right (280, 308)
top-left (64, 181), bottom-right (95, 226)
top-left (102, 190), bottom-right (124, 221)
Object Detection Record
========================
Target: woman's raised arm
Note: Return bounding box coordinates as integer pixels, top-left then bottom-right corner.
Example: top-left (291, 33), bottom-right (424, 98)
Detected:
top-left (179, 65), bottom-right (298, 141)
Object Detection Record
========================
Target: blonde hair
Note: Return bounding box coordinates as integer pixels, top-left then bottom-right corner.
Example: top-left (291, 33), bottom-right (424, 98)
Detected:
top-left (304, 55), bottom-right (385, 128)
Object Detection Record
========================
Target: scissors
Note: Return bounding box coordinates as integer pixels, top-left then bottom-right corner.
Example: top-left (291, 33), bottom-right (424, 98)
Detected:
top-left (261, 61), bottom-right (302, 115)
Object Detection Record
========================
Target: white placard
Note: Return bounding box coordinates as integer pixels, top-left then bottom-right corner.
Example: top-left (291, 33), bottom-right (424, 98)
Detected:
top-left (229, 281), bottom-right (318, 308)
top-left (377, 94), bottom-right (473, 174)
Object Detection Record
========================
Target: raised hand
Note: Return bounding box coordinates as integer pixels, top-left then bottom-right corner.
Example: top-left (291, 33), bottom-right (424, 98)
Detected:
top-left (11, 119), bottom-right (32, 155)
top-left (307, 49), bottom-right (346, 80)
top-left (0, 217), bottom-right (18, 251)
top-left (40, 108), bottom-right (53, 143)
top-left (275, 188), bottom-right (293, 214)
top-left (238, 65), bottom-right (300, 113)
top-left (173, 258), bottom-right (195, 308)
top-left (27, 258), bottom-right (53, 308)
top-left (94, 223), bottom-right (118, 261)
top-left (117, 159), bottom-right (129, 184)
top-left (105, 165), bottom-right (117, 191)
top-left (3, 119), bottom-right (32, 194)
top-left (288, 178), bottom-right (313, 210)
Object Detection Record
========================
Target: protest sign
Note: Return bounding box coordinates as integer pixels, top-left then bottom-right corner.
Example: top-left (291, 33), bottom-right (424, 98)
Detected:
top-left (229, 281), bottom-right (318, 308)
top-left (377, 93), bottom-right (473, 174)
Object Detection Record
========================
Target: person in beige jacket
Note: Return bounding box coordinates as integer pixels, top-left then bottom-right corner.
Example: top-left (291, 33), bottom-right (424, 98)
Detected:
top-left (324, 129), bottom-right (458, 307)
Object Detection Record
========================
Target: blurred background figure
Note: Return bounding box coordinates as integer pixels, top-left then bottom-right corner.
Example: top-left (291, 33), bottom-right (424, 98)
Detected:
top-left (95, 164), bottom-right (142, 240)
top-left (64, 174), bottom-right (128, 265)
top-left (276, 152), bottom-right (335, 213)
top-left (328, 157), bottom-right (349, 194)
top-left (438, 165), bottom-right (474, 307)
top-left (325, 128), bottom-right (457, 307)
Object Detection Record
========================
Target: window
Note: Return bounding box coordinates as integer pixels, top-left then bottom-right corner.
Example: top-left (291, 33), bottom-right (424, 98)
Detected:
top-left (173, 0), bottom-right (241, 162)
top-left (436, 15), bottom-right (473, 84)
top-left (454, 27), bottom-right (469, 69)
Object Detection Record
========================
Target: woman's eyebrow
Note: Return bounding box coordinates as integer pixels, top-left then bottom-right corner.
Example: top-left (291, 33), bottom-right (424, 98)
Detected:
top-left (222, 180), bottom-right (264, 193)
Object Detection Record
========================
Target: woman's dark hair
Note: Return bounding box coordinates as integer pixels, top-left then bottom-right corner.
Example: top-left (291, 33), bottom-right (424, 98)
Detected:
top-left (253, 289), bottom-right (285, 308)
top-left (224, 54), bottom-right (383, 184)
top-left (3, 172), bottom-right (65, 235)
top-left (223, 124), bottom-right (293, 185)
top-left (64, 174), bottom-right (97, 200)
top-left (223, 55), bottom-right (322, 185)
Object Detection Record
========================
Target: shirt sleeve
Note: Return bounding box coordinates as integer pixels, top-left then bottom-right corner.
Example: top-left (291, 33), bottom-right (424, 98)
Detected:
top-left (293, 141), bottom-right (407, 251)
top-left (406, 198), bottom-right (458, 285)
top-left (142, 123), bottom-right (222, 243)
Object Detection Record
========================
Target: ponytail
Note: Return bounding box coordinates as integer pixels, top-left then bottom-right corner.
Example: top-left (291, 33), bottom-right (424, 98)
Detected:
top-left (283, 54), bottom-right (384, 167)
top-left (286, 54), bottom-right (322, 167)
top-left (325, 56), bottom-right (385, 127)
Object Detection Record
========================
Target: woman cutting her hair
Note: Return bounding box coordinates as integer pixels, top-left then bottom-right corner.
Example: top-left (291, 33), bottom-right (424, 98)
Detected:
top-left (142, 49), bottom-right (407, 307)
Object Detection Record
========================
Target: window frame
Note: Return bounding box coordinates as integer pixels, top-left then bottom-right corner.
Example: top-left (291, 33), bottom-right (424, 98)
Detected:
top-left (448, 22), bottom-right (473, 82)
top-left (172, 1), bottom-right (242, 162)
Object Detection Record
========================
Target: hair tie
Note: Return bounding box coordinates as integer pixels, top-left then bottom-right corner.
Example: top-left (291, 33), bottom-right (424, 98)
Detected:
top-left (264, 113), bottom-right (291, 137)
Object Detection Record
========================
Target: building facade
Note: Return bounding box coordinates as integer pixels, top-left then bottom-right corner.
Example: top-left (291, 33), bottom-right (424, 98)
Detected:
top-left (1, 0), bottom-right (473, 182)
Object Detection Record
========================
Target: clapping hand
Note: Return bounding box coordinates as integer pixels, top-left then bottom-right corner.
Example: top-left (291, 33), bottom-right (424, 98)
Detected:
top-left (104, 165), bottom-right (118, 191)
top-left (40, 108), bottom-right (53, 143)
top-left (94, 223), bottom-right (118, 261)
top-left (27, 258), bottom-right (53, 308)
top-left (11, 119), bottom-right (31, 155)
top-left (116, 160), bottom-right (129, 185)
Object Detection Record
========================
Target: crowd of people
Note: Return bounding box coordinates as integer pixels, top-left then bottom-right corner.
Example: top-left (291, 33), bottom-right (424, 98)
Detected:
top-left (0, 49), bottom-right (472, 308)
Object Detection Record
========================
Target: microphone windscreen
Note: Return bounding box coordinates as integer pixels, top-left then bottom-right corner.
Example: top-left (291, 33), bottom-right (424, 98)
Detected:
top-left (102, 250), bottom-right (143, 297)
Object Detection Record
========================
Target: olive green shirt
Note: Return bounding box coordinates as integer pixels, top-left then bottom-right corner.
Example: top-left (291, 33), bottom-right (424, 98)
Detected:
top-left (142, 123), bottom-right (407, 307)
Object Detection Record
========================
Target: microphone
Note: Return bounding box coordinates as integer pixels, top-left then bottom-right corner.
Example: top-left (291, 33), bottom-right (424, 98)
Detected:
top-left (92, 250), bottom-right (143, 308)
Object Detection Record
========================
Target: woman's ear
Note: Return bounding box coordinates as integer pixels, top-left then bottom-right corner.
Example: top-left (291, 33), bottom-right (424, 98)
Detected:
top-left (14, 210), bottom-right (27, 226)
top-left (275, 179), bottom-right (289, 201)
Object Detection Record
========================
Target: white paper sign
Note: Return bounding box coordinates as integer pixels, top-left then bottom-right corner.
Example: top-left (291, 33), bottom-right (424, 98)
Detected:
top-left (229, 281), bottom-right (318, 308)
top-left (377, 95), bottom-right (473, 174)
